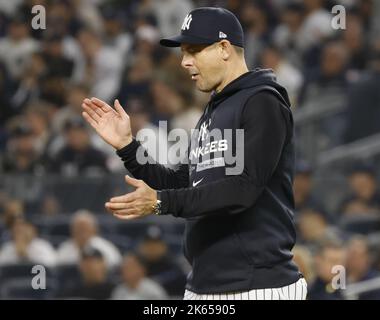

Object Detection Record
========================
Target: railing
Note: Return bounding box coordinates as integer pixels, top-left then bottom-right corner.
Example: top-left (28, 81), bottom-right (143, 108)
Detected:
top-left (294, 92), bottom-right (380, 170)
top-left (0, 173), bottom-right (130, 214)
top-left (317, 132), bottom-right (380, 167)
top-left (343, 276), bottom-right (380, 300)
top-left (293, 93), bottom-right (347, 166)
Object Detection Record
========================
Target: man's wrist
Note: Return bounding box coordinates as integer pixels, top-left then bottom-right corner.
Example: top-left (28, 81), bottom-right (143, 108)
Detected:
top-left (116, 136), bottom-right (133, 150)
top-left (116, 138), bottom-right (141, 161)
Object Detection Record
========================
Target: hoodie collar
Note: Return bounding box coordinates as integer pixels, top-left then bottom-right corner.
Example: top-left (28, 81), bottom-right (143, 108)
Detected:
top-left (209, 68), bottom-right (290, 108)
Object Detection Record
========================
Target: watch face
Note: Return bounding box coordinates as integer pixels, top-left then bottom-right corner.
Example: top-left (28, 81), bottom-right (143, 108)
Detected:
top-left (153, 200), bottom-right (161, 215)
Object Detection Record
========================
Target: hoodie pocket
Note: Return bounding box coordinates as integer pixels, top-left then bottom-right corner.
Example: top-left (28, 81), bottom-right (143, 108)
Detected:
top-left (233, 231), bottom-right (255, 266)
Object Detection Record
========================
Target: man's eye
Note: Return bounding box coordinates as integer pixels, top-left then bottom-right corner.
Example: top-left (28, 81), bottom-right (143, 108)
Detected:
top-left (189, 48), bottom-right (199, 54)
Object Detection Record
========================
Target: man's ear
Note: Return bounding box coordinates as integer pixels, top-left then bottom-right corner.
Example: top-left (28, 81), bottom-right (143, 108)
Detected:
top-left (219, 40), bottom-right (232, 60)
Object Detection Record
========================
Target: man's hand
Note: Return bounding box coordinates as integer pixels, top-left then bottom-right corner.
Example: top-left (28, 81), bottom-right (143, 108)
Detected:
top-left (105, 175), bottom-right (158, 220)
top-left (82, 97), bottom-right (132, 150)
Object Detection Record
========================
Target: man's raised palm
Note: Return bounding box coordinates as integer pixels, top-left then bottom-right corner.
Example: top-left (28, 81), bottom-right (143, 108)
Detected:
top-left (82, 97), bottom-right (132, 150)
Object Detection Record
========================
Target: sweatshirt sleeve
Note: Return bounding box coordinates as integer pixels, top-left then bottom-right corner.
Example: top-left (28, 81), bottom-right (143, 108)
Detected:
top-left (158, 91), bottom-right (291, 218)
top-left (116, 139), bottom-right (189, 190)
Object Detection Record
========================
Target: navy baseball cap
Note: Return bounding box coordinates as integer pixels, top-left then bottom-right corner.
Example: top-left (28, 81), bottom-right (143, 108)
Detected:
top-left (160, 7), bottom-right (244, 48)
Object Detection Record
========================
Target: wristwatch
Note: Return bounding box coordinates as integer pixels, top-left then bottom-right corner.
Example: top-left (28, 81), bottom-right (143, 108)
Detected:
top-left (152, 192), bottom-right (162, 215)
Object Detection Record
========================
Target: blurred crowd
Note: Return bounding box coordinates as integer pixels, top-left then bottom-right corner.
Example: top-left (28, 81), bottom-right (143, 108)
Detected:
top-left (1, 0), bottom-right (380, 299)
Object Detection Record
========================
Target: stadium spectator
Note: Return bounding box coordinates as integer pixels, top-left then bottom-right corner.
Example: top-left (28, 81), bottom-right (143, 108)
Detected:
top-left (0, 218), bottom-right (57, 267)
top-left (297, 0), bottom-right (334, 54)
top-left (117, 54), bottom-right (154, 105)
top-left (10, 51), bottom-right (46, 111)
top-left (346, 236), bottom-right (380, 299)
top-left (297, 207), bottom-right (332, 246)
top-left (146, 0), bottom-right (193, 38)
top-left (260, 44), bottom-right (303, 106)
top-left (60, 245), bottom-right (115, 299)
top-left (101, 7), bottom-right (133, 60)
top-left (41, 34), bottom-right (74, 80)
top-left (111, 252), bottom-right (168, 300)
top-left (51, 84), bottom-right (90, 135)
top-left (338, 163), bottom-right (380, 217)
top-left (344, 41), bottom-right (380, 143)
top-left (134, 22), bottom-right (160, 57)
top-left (1, 124), bottom-right (43, 174)
top-left (308, 235), bottom-right (346, 300)
top-left (293, 161), bottom-right (326, 215)
top-left (0, 198), bottom-right (25, 242)
top-left (299, 41), bottom-right (350, 147)
top-left (24, 102), bottom-right (53, 157)
top-left (137, 226), bottom-right (187, 297)
top-left (49, 117), bottom-right (109, 176)
top-left (341, 12), bottom-right (369, 71)
top-left (57, 209), bottom-right (122, 270)
top-left (292, 245), bottom-right (315, 284)
top-left (76, 28), bottom-right (124, 102)
top-left (272, 2), bottom-right (305, 68)
top-left (0, 15), bottom-right (39, 80)
top-left (299, 41), bottom-right (350, 106)
top-left (240, 2), bottom-right (271, 69)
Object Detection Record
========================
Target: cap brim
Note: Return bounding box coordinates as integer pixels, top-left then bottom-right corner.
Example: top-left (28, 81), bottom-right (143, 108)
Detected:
top-left (159, 34), bottom-right (214, 47)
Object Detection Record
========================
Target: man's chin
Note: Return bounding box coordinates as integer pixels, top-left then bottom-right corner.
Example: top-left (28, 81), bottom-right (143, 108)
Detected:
top-left (195, 84), bottom-right (213, 93)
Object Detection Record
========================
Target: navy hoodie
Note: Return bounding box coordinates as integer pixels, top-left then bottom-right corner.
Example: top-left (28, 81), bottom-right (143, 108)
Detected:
top-left (117, 69), bottom-right (302, 293)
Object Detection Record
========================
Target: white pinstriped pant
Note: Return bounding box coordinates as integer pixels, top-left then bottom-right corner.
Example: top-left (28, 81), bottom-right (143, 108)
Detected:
top-left (184, 277), bottom-right (307, 300)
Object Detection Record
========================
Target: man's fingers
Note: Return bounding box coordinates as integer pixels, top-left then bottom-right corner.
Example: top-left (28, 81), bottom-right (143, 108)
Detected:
top-left (97, 100), bottom-right (114, 113)
top-left (107, 207), bottom-right (138, 216)
top-left (112, 213), bottom-right (141, 220)
top-left (113, 209), bottom-right (138, 215)
top-left (83, 98), bottom-right (106, 117)
top-left (91, 97), bottom-right (112, 112)
top-left (110, 192), bottom-right (138, 203)
top-left (87, 97), bottom-right (114, 113)
top-left (105, 201), bottom-right (135, 210)
top-left (82, 104), bottom-right (101, 122)
top-left (114, 99), bottom-right (129, 119)
top-left (124, 175), bottom-right (142, 188)
top-left (90, 97), bottom-right (106, 107)
top-left (109, 203), bottom-right (141, 220)
top-left (82, 111), bottom-right (98, 128)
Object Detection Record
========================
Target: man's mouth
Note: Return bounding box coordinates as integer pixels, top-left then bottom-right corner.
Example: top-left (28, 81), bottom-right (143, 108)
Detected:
top-left (191, 73), bottom-right (199, 80)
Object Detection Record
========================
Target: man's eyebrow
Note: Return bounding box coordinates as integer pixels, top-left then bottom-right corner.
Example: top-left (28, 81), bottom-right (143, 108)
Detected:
top-left (181, 45), bottom-right (191, 52)
top-left (183, 45), bottom-right (203, 52)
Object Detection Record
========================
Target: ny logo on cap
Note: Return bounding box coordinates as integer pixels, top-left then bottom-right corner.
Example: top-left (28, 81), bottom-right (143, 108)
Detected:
top-left (181, 14), bottom-right (192, 31)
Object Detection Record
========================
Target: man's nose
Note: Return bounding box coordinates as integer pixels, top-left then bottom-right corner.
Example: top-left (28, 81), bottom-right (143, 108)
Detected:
top-left (181, 54), bottom-right (193, 69)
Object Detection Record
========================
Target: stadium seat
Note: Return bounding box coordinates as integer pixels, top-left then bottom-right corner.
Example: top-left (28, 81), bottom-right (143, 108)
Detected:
top-left (340, 215), bottom-right (380, 235)
top-left (115, 221), bottom-right (149, 240)
top-left (103, 234), bottom-right (133, 253)
top-left (0, 278), bottom-right (58, 299)
top-left (55, 264), bottom-right (81, 293)
top-left (0, 263), bottom-right (43, 280)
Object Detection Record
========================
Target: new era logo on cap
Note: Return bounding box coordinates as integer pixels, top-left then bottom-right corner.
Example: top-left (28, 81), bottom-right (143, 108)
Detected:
top-left (219, 31), bottom-right (227, 39)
